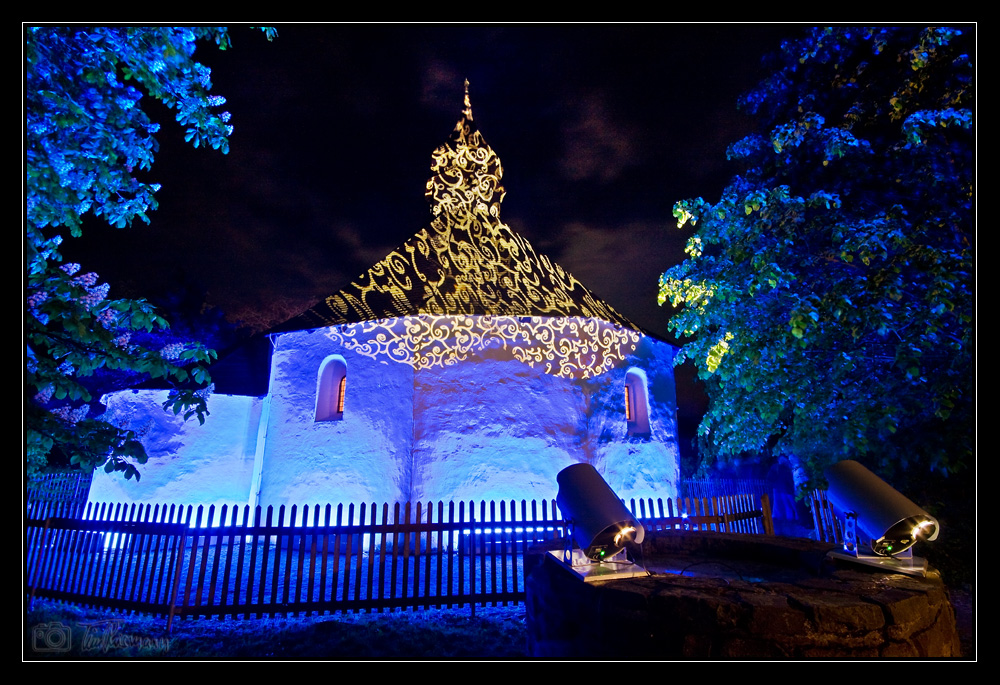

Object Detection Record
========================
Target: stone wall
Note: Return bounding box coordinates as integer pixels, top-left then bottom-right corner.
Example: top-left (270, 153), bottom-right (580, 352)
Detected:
top-left (526, 533), bottom-right (961, 658)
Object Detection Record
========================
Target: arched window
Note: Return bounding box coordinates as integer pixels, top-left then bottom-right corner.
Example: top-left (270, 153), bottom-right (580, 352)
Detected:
top-left (624, 368), bottom-right (650, 436)
top-left (315, 355), bottom-right (347, 421)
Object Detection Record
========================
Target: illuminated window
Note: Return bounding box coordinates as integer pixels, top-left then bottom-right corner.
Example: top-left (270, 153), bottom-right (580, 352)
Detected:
top-left (315, 355), bottom-right (347, 421)
top-left (624, 368), bottom-right (650, 436)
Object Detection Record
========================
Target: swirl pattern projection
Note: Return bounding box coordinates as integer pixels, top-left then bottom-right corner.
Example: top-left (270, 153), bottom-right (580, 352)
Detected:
top-left (285, 83), bottom-right (641, 379)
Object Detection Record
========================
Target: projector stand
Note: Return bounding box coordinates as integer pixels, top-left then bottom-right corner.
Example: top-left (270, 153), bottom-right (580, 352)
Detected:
top-left (551, 546), bottom-right (649, 583)
top-left (826, 511), bottom-right (930, 577)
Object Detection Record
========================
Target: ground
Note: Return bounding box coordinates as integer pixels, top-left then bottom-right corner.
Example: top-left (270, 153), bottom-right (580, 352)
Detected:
top-left (24, 599), bottom-right (529, 659)
top-left (25, 585), bottom-right (973, 659)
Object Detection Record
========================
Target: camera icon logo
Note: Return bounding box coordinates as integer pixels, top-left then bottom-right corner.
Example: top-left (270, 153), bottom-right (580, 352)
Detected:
top-left (31, 622), bottom-right (72, 652)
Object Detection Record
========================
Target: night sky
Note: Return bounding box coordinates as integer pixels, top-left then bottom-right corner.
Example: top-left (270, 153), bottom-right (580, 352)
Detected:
top-left (58, 24), bottom-right (805, 425)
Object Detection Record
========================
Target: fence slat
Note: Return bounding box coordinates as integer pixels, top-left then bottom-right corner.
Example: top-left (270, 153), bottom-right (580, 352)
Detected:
top-left (423, 502), bottom-right (433, 610)
top-left (306, 504), bottom-right (319, 617)
top-left (365, 503), bottom-right (376, 611)
top-left (331, 504), bottom-right (344, 606)
top-left (377, 503), bottom-right (389, 608)
top-left (401, 502), bottom-right (412, 606)
top-left (258, 506), bottom-right (273, 618)
top-left (435, 502), bottom-right (444, 607)
top-left (477, 501), bottom-right (486, 604)
top-left (446, 501), bottom-right (456, 608)
top-left (500, 500), bottom-right (510, 607)
top-left (292, 505), bottom-right (306, 617)
top-left (319, 504), bottom-right (331, 613)
top-left (244, 506), bottom-right (260, 617)
top-left (413, 502), bottom-right (423, 607)
top-left (271, 505), bottom-right (285, 618)
top-left (283, 505), bottom-right (296, 617)
top-left (458, 501), bottom-right (466, 606)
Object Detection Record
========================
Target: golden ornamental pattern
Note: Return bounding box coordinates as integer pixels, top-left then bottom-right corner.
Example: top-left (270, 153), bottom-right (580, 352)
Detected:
top-left (324, 315), bottom-right (641, 380)
top-left (289, 85), bottom-right (644, 378)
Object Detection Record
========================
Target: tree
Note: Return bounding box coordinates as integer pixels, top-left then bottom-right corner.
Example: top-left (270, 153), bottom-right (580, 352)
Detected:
top-left (25, 26), bottom-right (275, 480)
top-left (659, 27), bottom-right (973, 483)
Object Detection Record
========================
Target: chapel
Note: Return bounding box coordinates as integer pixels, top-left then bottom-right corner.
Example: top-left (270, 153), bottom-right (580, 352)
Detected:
top-left (88, 86), bottom-right (681, 522)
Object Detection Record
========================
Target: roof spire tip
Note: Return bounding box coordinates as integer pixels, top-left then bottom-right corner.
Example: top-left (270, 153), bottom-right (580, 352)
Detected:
top-left (462, 79), bottom-right (473, 121)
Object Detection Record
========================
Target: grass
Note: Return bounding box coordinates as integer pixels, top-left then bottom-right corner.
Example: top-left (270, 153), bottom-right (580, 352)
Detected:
top-left (24, 599), bottom-right (529, 659)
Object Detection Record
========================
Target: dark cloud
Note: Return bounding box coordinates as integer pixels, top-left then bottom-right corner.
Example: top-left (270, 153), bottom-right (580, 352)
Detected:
top-left (559, 93), bottom-right (641, 184)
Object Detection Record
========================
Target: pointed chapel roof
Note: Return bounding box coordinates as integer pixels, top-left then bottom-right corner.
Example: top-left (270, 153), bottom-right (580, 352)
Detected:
top-left (281, 83), bottom-right (640, 334)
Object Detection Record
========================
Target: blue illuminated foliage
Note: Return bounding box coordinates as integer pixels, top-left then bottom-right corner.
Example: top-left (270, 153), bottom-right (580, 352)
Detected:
top-left (25, 26), bottom-right (275, 479)
top-left (659, 27), bottom-right (973, 482)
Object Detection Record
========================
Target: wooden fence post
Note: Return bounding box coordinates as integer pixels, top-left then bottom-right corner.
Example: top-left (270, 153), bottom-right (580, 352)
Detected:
top-left (760, 494), bottom-right (774, 536)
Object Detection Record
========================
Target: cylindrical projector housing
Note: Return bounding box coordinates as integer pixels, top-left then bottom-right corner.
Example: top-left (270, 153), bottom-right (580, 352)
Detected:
top-left (556, 463), bottom-right (645, 561)
top-left (825, 459), bottom-right (939, 557)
